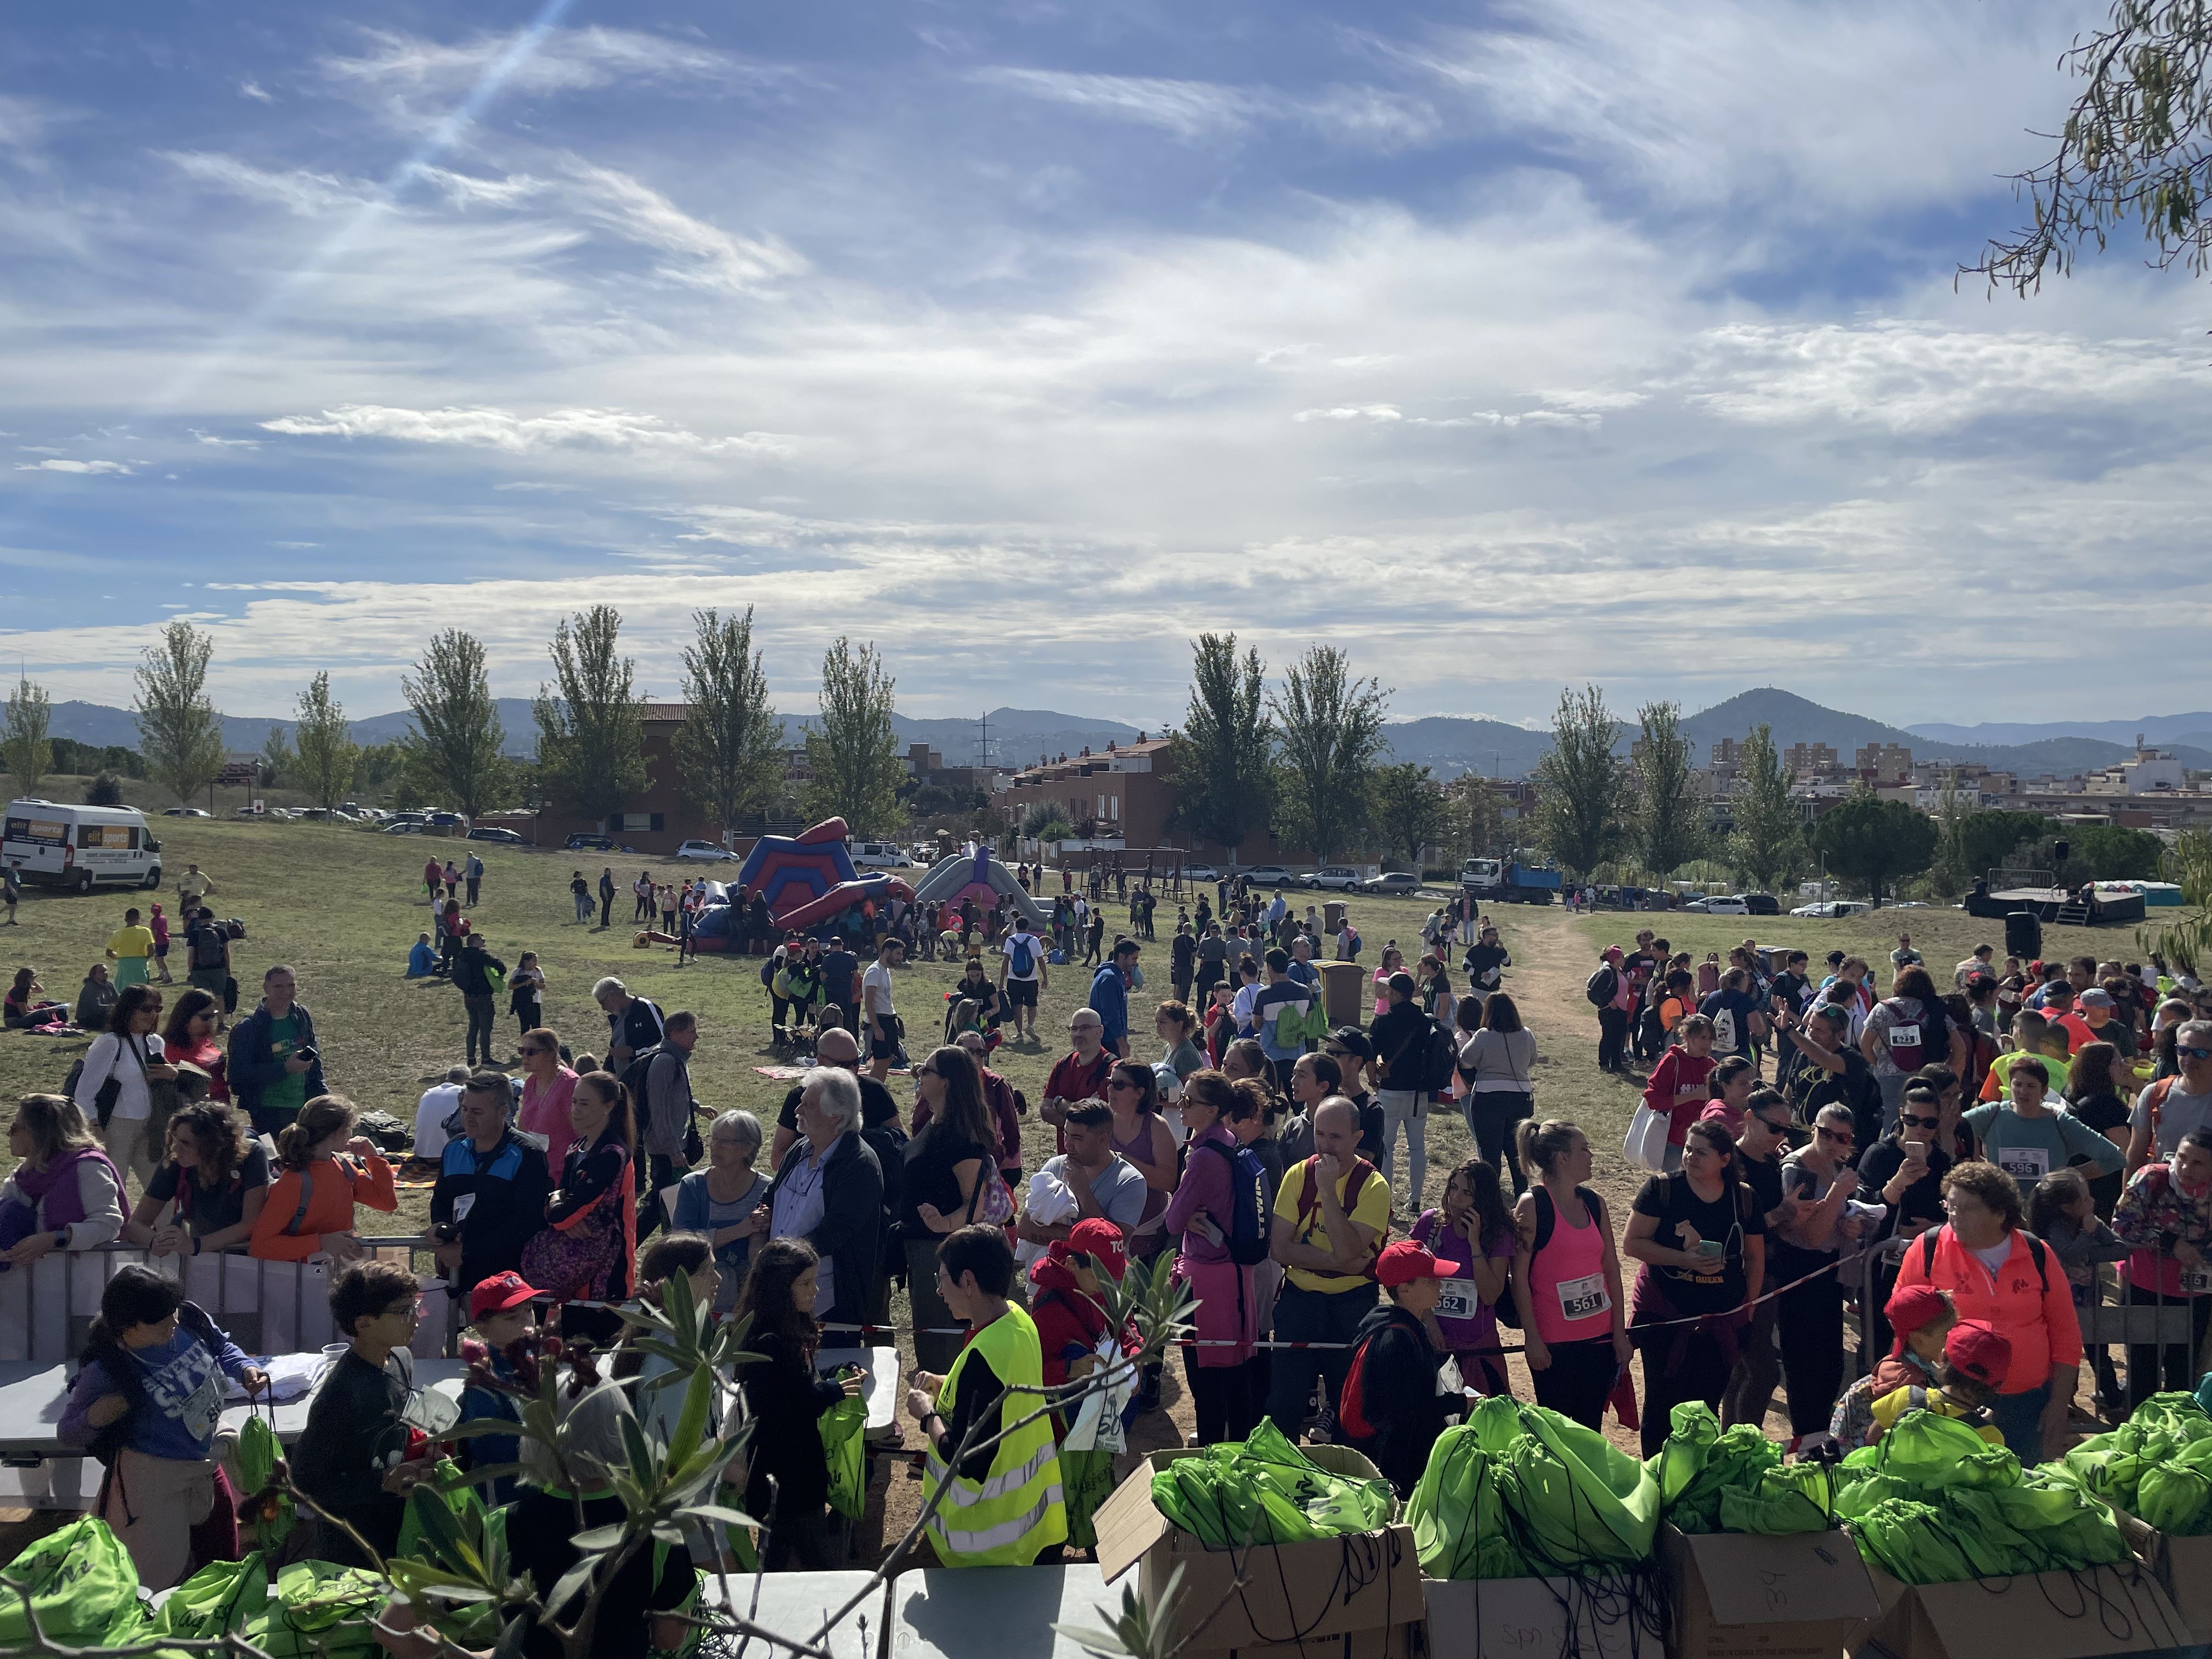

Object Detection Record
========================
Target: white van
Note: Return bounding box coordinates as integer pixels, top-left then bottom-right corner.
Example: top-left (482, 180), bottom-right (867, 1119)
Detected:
top-left (2, 800), bottom-right (163, 894)
top-left (850, 842), bottom-right (914, 869)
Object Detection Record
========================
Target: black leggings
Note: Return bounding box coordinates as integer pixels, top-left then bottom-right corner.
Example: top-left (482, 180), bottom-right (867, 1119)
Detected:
top-left (1773, 1255), bottom-right (1845, 1436)
top-left (1184, 1353), bottom-right (1264, 1446)
top-left (1464, 1093), bottom-right (1533, 1195)
top-left (1638, 1330), bottom-right (1735, 1457)
top-left (1530, 1335), bottom-right (1616, 1431)
top-left (1597, 1006), bottom-right (1629, 1070)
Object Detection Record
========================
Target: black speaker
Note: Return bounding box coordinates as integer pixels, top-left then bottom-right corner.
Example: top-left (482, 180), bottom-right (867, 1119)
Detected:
top-left (2006, 910), bottom-right (2042, 963)
top-left (2052, 839), bottom-right (2070, 865)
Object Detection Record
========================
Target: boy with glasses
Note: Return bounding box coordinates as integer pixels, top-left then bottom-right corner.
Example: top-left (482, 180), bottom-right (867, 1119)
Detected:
top-left (292, 1260), bottom-right (432, 1566)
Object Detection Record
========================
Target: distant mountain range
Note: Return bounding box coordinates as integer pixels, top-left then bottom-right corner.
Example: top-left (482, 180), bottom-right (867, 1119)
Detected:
top-left (42, 690), bottom-right (2212, 785)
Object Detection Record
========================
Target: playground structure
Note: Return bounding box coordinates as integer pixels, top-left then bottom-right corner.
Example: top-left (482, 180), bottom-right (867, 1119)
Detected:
top-left (731, 817), bottom-right (915, 939)
top-left (912, 843), bottom-right (1051, 929)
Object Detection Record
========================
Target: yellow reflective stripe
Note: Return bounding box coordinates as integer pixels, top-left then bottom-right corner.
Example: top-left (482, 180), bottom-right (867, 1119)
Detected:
top-left (932, 1481), bottom-right (1065, 1556)
top-left (924, 1436), bottom-right (1059, 1512)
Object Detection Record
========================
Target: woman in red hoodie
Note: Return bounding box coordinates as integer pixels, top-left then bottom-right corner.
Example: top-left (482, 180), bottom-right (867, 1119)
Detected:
top-left (1641, 1015), bottom-right (1718, 1174)
top-left (1029, 1217), bottom-right (1131, 1553)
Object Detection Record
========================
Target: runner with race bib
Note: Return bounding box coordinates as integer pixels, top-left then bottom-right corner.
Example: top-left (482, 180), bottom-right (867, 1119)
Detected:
top-left (1961, 1054), bottom-right (2121, 1196)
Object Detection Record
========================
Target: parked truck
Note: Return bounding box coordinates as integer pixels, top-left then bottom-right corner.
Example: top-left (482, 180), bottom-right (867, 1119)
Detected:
top-left (1458, 854), bottom-right (1562, 905)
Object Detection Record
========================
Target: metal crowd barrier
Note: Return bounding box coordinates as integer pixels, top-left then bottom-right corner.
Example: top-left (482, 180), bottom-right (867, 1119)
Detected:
top-left (0, 1236), bottom-right (448, 1364)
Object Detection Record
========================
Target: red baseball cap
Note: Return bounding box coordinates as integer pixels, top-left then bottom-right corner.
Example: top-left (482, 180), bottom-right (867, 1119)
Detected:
top-left (1884, 1283), bottom-right (1951, 1355)
top-left (1058, 1218), bottom-right (1128, 1280)
top-left (1944, 1319), bottom-right (2012, 1389)
top-left (468, 1271), bottom-right (540, 1323)
top-left (1376, 1242), bottom-right (1440, 1288)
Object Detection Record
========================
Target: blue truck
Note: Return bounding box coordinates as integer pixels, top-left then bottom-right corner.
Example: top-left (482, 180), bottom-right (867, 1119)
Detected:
top-left (1459, 855), bottom-right (1562, 905)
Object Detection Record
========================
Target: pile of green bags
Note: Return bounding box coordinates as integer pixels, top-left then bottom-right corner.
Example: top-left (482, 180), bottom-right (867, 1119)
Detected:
top-left (2065, 1392), bottom-right (2212, 1535)
top-left (1835, 1409), bottom-right (2130, 1584)
top-left (1406, 1396), bottom-right (1658, 1579)
top-left (154, 1552), bottom-right (269, 1645)
top-left (244, 1560), bottom-right (387, 1659)
top-left (1152, 1419), bottom-right (1397, 1548)
top-left (0, 1517), bottom-right (150, 1652)
top-left (1648, 1404), bottom-right (1833, 1535)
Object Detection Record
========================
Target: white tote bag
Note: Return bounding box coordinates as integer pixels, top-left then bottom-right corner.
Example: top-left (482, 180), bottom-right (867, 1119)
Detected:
top-left (1622, 1102), bottom-right (1672, 1175)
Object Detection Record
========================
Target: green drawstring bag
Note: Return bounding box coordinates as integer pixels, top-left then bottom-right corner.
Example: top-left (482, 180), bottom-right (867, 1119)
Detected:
top-left (1404, 1428), bottom-right (1536, 1581)
top-left (234, 1414), bottom-right (296, 1550)
top-left (393, 1459), bottom-right (488, 1565)
top-left (2065, 1392), bottom-right (2212, 1536)
top-left (1150, 1421), bottom-right (1393, 1548)
top-left (1871, 1410), bottom-right (2019, 1490)
top-left (1832, 1472), bottom-right (1917, 1522)
top-left (244, 1560), bottom-right (385, 1659)
top-left (1495, 1400), bottom-right (1660, 1568)
top-left (822, 1394), bottom-right (868, 1521)
top-left (0, 1516), bottom-right (140, 1645)
top-left (1649, 1402), bottom-right (1785, 1534)
top-left (155, 1552), bottom-right (268, 1641)
top-left (1850, 1498), bottom-right (1978, 1585)
top-left (1716, 1462), bottom-right (1833, 1536)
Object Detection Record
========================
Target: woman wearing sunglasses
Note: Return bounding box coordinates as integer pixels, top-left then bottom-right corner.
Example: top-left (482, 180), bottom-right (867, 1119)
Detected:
top-left (1764, 1102), bottom-right (1869, 1456)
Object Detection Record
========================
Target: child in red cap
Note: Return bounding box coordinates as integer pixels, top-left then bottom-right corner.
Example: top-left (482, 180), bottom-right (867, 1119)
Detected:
top-left (1339, 1242), bottom-right (1454, 1496)
top-left (1868, 1319), bottom-right (2010, 1447)
top-left (456, 1271), bottom-right (540, 1504)
top-left (1030, 1218), bottom-right (1132, 1551)
top-left (1827, 1283), bottom-right (1957, 1452)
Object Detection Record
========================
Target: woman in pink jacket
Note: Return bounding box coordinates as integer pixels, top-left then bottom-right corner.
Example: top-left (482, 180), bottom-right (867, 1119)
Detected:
top-left (1165, 1070), bottom-right (1262, 1446)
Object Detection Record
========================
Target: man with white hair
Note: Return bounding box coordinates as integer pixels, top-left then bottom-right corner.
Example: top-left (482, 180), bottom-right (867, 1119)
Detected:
top-left (2126, 1020), bottom-right (2212, 1176)
top-left (760, 1064), bottom-right (885, 1350)
top-left (594, 975), bottom-right (664, 1074)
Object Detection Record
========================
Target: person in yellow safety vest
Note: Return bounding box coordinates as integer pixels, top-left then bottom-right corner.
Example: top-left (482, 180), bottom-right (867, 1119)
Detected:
top-left (906, 1223), bottom-right (1069, 1567)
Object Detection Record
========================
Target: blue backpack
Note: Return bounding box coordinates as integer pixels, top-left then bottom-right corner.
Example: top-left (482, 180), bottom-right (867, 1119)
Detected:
top-left (1009, 934), bottom-right (1036, 978)
top-left (1197, 1139), bottom-right (1271, 1266)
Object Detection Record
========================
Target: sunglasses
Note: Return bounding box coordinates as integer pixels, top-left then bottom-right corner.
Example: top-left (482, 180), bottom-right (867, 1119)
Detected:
top-left (1109, 1077), bottom-right (1141, 1091)
top-left (2182, 1047), bottom-right (2212, 1062)
top-left (1754, 1116), bottom-right (1792, 1135)
top-left (1903, 1114), bottom-right (1942, 1129)
top-left (1816, 1127), bottom-right (1854, 1144)
top-left (913, 1066), bottom-right (939, 1080)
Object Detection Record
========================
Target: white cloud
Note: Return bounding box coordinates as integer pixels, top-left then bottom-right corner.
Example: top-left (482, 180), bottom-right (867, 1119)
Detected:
top-left (558, 162), bottom-right (806, 292)
top-left (1685, 320), bottom-right (2201, 431)
top-left (1293, 404), bottom-right (1403, 423)
top-left (16, 458), bottom-right (131, 474)
top-left (162, 151), bottom-right (369, 215)
top-left (191, 431), bottom-right (261, 449)
top-left (320, 25), bottom-right (765, 101)
top-left (258, 403), bottom-right (797, 458)
top-left (972, 69), bottom-right (1266, 140)
top-left (238, 80), bottom-right (273, 104)
top-left (409, 166), bottom-right (544, 210)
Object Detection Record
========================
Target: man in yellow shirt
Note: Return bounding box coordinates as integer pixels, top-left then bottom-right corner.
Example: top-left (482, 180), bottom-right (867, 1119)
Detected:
top-left (1265, 1095), bottom-right (1390, 1440)
top-left (105, 907), bottom-right (156, 990)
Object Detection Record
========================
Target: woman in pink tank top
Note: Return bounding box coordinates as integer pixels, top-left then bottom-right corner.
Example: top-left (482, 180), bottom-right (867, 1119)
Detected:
top-left (1510, 1119), bottom-right (1631, 1431)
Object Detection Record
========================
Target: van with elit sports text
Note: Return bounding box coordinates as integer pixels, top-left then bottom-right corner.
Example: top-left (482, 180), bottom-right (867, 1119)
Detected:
top-left (2, 800), bottom-right (162, 894)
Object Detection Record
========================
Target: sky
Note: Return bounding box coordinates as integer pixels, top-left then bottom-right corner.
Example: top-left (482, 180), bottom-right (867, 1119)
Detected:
top-left (3, 0), bottom-right (2207, 732)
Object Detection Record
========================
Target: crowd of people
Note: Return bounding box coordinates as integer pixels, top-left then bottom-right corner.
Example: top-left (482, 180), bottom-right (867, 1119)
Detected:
top-left (1584, 921), bottom-right (2212, 1462)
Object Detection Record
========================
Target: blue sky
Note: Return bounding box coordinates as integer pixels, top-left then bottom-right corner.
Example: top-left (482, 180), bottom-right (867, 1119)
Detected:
top-left (3, 0), bottom-right (2205, 730)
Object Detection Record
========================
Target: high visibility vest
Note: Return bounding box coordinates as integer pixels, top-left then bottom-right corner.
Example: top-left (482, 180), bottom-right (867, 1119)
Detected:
top-left (924, 1305), bottom-right (1068, 1567)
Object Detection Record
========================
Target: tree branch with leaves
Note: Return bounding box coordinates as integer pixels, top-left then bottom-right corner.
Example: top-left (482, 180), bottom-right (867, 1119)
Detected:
top-left (1165, 635), bottom-right (1274, 861)
top-left (1268, 647), bottom-right (1387, 864)
top-left (1532, 685), bottom-right (1622, 879)
top-left (133, 623), bottom-right (225, 808)
top-left (802, 639), bottom-right (901, 836)
top-left (534, 606), bottom-right (651, 832)
top-left (2, 676), bottom-right (53, 799)
top-left (673, 607), bottom-right (783, 842)
top-left (402, 633), bottom-right (508, 819)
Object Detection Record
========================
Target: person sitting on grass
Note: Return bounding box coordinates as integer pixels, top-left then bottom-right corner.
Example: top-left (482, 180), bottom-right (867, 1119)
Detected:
top-left (455, 1269), bottom-right (537, 1506)
top-left (1340, 1241), bottom-right (1454, 1498)
top-left (247, 1093), bottom-right (399, 1263)
top-left (291, 1258), bottom-right (434, 1567)
top-left (406, 933), bottom-right (437, 979)
top-left (59, 1263), bottom-right (268, 1590)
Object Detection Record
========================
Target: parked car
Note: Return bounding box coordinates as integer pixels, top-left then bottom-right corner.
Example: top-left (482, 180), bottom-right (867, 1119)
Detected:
top-left (1787, 899), bottom-right (1874, 918)
top-left (850, 841), bottom-right (913, 869)
top-left (1684, 895), bottom-right (1750, 916)
top-left (1739, 893), bottom-right (1781, 915)
top-left (161, 807), bottom-right (211, 818)
top-left (383, 821), bottom-right (421, 836)
top-left (1303, 865), bottom-right (1363, 891)
top-left (1177, 863), bottom-right (1222, 883)
top-left (1243, 865), bottom-right (1298, 888)
top-left (675, 839), bottom-right (739, 861)
top-left (423, 811), bottom-right (467, 829)
top-left (466, 826), bottom-right (526, 846)
top-left (1361, 871), bottom-right (1425, 895)
top-left (564, 832), bottom-right (617, 852)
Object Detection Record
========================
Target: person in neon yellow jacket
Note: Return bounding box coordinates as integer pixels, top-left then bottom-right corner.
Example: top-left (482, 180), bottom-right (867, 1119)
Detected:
top-left (907, 1224), bottom-right (1069, 1567)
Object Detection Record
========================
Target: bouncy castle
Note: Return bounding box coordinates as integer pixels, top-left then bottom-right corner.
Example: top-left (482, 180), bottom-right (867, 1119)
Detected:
top-left (912, 843), bottom-right (1050, 929)
top-left (732, 817), bottom-right (913, 939)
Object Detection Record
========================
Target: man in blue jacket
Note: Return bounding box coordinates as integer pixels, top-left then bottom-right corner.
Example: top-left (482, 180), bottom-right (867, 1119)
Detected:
top-left (227, 964), bottom-right (325, 1136)
top-left (432, 1073), bottom-right (552, 1294)
top-left (1090, 938), bottom-right (1138, 1059)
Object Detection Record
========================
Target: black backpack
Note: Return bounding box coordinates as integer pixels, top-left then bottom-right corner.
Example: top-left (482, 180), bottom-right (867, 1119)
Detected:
top-left (622, 1045), bottom-right (703, 1164)
top-left (1585, 965), bottom-right (1619, 1007)
top-left (1520, 1184), bottom-right (1608, 1333)
top-left (1420, 1017), bottom-right (1459, 1094)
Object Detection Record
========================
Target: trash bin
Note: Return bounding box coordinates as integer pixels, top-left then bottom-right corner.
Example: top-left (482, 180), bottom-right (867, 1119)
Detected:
top-left (1317, 960), bottom-right (1365, 1026)
top-left (1324, 900), bottom-right (1347, 933)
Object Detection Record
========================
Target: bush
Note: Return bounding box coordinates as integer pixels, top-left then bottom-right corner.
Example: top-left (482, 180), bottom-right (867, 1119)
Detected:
top-left (84, 772), bottom-right (123, 806)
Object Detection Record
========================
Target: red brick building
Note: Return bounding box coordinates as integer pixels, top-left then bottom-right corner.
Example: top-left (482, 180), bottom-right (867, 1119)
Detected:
top-left (995, 737), bottom-right (1313, 866)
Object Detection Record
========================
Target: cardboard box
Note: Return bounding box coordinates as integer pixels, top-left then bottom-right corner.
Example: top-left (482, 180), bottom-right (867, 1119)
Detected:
top-left (1424, 1574), bottom-right (1664, 1659)
top-left (1854, 1558), bottom-right (2188, 1659)
top-left (2108, 1505), bottom-right (2212, 1645)
top-left (1660, 1525), bottom-right (1877, 1659)
top-left (1224, 1621), bottom-right (1426, 1659)
top-left (1093, 1447), bottom-right (1424, 1655)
